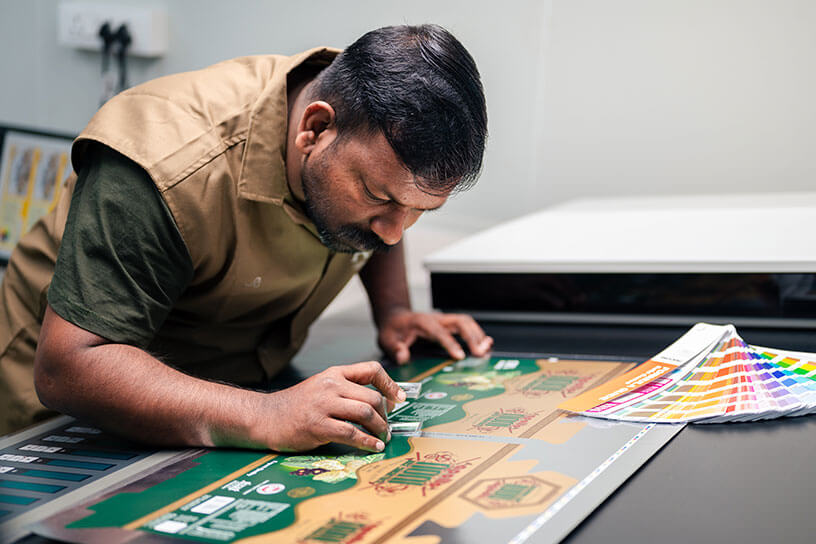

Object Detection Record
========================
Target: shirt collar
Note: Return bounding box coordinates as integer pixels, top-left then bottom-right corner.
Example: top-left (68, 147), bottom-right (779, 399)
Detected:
top-left (237, 47), bottom-right (340, 206)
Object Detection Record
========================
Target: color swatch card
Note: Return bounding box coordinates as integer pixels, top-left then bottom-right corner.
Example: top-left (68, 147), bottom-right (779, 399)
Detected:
top-left (559, 323), bottom-right (732, 415)
top-left (562, 324), bottom-right (816, 423)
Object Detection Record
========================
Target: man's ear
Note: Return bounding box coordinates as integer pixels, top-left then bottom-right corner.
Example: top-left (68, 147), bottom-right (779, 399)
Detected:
top-left (295, 101), bottom-right (336, 154)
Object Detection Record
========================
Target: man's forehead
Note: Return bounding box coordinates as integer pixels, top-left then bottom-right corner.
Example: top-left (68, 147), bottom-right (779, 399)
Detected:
top-left (394, 181), bottom-right (449, 211)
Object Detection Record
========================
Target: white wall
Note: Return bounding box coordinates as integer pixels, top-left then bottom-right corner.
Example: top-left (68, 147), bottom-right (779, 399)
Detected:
top-left (1, 0), bottom-right (814, 230)
top-left (534, 0), bottom-right (816, 212)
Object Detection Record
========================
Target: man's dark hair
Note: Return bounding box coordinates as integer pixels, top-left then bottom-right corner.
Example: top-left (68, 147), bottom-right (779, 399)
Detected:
top-left (311, 24), bottom-right (487, 194)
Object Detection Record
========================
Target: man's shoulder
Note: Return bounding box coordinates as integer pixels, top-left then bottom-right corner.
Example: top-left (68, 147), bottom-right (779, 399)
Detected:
top-left (72, 56), bottom-right (283, 185)
top-left (132, 55), bottom-right (288, 104)
top-left (88, 54), bottom-right (288, 136)
top-left (113, 47), bottom-right (339, 120)
top-left (72, 48), bottom-right (339, 188)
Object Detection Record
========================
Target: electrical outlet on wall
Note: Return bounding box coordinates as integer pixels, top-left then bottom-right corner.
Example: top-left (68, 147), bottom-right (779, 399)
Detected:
top-left (57, 1), bottom-right (168, 57)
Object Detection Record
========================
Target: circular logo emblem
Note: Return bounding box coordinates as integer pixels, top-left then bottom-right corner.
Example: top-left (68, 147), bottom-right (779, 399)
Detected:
top-left (287, 486), bottom-right (316, 498)
top-left (424, 391), bottom-right (447, 400)
top-left (256, 483), bottom-right (285, 495)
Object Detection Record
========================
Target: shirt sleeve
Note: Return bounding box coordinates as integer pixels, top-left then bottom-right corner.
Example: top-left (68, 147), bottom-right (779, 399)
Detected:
top-left (48, 143), bottom-right (194, 347)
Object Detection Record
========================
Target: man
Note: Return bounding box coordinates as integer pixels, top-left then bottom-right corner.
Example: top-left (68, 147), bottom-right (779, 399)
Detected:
top-left (0, 25), bottom-right (491, 452)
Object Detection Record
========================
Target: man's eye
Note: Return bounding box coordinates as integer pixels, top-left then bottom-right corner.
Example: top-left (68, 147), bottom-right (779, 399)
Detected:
top-left (363, 185), bottom-right (388, 204)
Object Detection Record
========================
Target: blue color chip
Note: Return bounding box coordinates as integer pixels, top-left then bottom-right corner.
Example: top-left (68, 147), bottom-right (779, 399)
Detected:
top-left (0, 493), bottom-right (38, 505)
top-left (46, 459), bottom-right (112, 471)
top-left (0, 510), bottom-right (11, 519)
top-left (0, 479), bottom-right (65, 493)
top-left (71, 449), bottom-right (137, 460)
top-left (22, 469), bottom-right (90, 482)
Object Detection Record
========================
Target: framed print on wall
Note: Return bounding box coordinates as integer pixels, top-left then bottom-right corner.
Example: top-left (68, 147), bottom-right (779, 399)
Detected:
top-left (0, 126), bottom-right (75, 262)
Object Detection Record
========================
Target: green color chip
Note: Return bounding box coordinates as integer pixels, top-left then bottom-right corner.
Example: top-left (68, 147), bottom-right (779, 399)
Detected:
top-left (0, 479), bottom-right (66, 493)
top-left (22, 469), bottom-right (90, 482)
top-left (0, 493), bottom-right (38, 505)
top-left (47, 459), bottom-right (112, 471)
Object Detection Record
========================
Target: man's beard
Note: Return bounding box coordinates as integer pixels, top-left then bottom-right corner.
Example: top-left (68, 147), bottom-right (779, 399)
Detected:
top-left (300, 151), bottom-right (391, 254)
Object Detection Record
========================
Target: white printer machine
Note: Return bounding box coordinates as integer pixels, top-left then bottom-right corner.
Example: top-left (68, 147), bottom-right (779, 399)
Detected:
top-left (424, 193), bottom-right (816, 337)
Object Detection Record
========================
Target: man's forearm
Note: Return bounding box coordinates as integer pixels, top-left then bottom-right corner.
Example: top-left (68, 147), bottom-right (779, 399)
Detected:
top-left (34, 308), bottom-right (266, 448)
top-left (34, 306), bottom-right (403, 453)
top-left (359, 241), bottom-right (412, 326)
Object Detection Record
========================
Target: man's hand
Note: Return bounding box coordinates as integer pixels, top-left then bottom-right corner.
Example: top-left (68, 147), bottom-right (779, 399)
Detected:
top-left (258, 362), bottom-right (406, 452)
top-left (359, 241), bottom-right (494, 366)
top-left (377, 308), bottom-right (493, 365)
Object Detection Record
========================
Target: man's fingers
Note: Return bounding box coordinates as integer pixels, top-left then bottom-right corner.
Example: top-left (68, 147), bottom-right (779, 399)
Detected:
top-left (330, 398), bottom-right (390, 444)
top-left (474, 336), bottom-right (494, 356)
top-left (367, 363), bottom-right (406, 403)
top-left (322, 419), bottom-right (385, 453)
top-left (442, 314), bottom-right (493, 357)
top-left (341, 361), bottom-right (406, 403)
top-left (414, 317), bottom-right (466, 360)
top-left (338, 381), bottom-right (388, 423)
top-left (379, 329), bottom-right (416, 364)
top-left (394, 342), bottom-right (411, 365)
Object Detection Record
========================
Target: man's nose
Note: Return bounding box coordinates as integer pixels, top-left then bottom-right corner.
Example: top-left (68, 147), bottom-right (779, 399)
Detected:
top-left (370, 207), bottom-right (420, 246)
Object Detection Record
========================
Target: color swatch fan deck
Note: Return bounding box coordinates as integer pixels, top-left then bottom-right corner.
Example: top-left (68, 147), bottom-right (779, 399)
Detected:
top-left (562, 323), bottom-right (816, 423)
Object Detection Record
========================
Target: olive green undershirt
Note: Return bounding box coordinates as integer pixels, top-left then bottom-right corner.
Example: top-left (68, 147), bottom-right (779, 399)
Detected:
top-left (48, 144), bottom-right (194, 347)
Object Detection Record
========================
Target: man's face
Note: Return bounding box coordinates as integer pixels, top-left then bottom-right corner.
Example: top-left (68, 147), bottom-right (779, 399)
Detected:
top-left (300, 131), bottom-right (449, 253)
